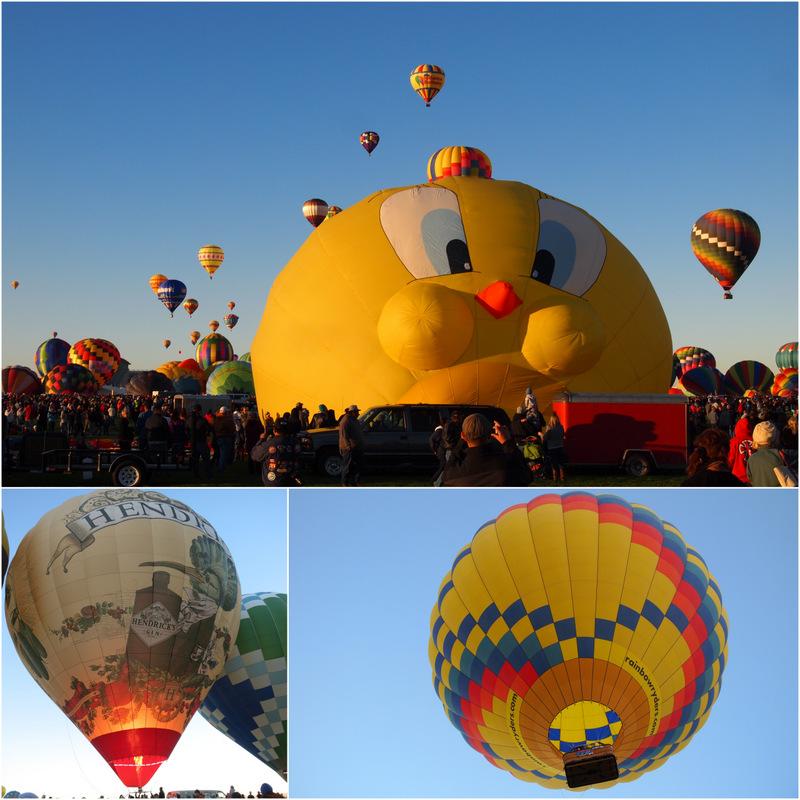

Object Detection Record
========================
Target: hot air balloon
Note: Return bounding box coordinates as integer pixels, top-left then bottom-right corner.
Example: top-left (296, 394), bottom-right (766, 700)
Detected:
top-left (68, 339), bottom-right (121, 389)
top-left (677, 366), bottom-right (727, 397)
top-left (223, 313), bottom-right (239, 330)
top-left (228, 301), bottom-right (236, 311)
top-left (163, 340), bottom-right (171, 349)
top-left (673, 347), bottom-right (716, 380)
top-left (149, 274), bottom-right (168, 294)
top-left (771, 369), bottom-right (798, 396)
top-left (410, 64), bottom-right (445, 107)
top-left (195, 333), bottom-right (235, 371)
top-left (427, 146), bottom-right (492, 181)
top-left (206, 361), bottom-right (254, 396)
top-left (199, 245), bottom-right (224, 279)
top-left (190, 331), bottom-right (201, 345)
top-left (184, 298), bottom-right (199, 316)
top-left (691, 209), bottom-right (760, 299)
top-left (157, 280), bottom-right (187, 317)
top-left (4, 490), bottom-right (241, 789)
top-left (11, 281), bottom-right (19, 290)
top-left (360, 131), bottom-right (380, 156)
top-left (34, 337), bottom-right (71, 378)
top-left (723, 359), bottom-right (774, 396)
top-left (776, 342), bottom-right (798, 373)
top-left (429, 492), bottom-right (727, 790)
top-left (199, 592), bottom-right (287, 776)
top-left (302, 199), bottom-right (329, 228)
top-left (209, 320), bottom-right (220, 333)
top-left (126, 370), bottom-right (174, 395)
top-left (43, 363), bottom-right (98, 395)
top-left (326, 206), bottom-right (343, 219)
top-left (2, 366), bottom-right (42, 395)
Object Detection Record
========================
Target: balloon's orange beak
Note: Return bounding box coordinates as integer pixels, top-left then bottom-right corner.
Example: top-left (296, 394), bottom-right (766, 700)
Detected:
top-left (476, 281), bottom-right (522, 319)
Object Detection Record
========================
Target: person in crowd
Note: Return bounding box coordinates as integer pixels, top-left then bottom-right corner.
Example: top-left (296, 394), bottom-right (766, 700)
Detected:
top-left (781, 413), bottom-right (798, 450)
top-left (169, 406), bottom-right (188, 460)
top-left (728, 415), bottom-right (754, 484)
top-left (441, 413), bottom-right (531, 487)
top-left (250, 417), bottom-right (303, 486)
top-left (310, 404), bottom-right (330, 428)
top-left (144, 405), bottom-right (171, 453)
top-left (243, 407), bottom-right (266, 474)
top-left (681, 428), bottom-right (744, 486)
top-left (338, 404), bottom-right (365, 486)
top-left (213, 406), bottom-right (236, 473)
top-left (429, 412), bottom-right (450, 485)
top-left (746, 420), bottom-right (798, 487)
top-left (117, 406), bottom-right (134, 451)
top-left (510, 406), bottom-right (535, 443)
top-left (542, 412), bottom-right (567, 483)
top-left (186, 403), bottom-right (214, 479)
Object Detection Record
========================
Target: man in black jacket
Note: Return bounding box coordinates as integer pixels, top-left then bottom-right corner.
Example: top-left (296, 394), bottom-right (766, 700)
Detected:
top-left (442, 413), bottom-right (531, 487)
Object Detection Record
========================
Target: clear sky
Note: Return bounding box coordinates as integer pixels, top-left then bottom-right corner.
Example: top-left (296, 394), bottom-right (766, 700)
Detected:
top-left (1, 488), bottom-right (288, 799)
top-left (288, 487), bottom-right (798, 798)
top-left (2, 2), bottom-right (797, 386)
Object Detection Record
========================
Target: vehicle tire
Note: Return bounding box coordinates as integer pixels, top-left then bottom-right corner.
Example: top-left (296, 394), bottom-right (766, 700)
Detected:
top-left (112, 458), bottom-right (147, 487)
top-left (625, 454), bottom-right (652, 478)
top-left (317, 450), bottom-right (343, 478)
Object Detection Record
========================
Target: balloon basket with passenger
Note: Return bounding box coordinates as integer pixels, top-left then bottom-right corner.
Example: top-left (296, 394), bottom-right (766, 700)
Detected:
top-left (563, 744), bottom-right (619, 789)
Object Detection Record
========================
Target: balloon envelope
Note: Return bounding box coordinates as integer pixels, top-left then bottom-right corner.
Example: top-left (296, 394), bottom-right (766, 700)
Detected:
top-left (2, 365), bottom-right (42, 395)
top-left (223, 314), bottom-right (239, 330)
top-left (776, 342), bottom-right (798, 373)
top-left (360, 131), bottom-right (379, 155)
top-left (34, 338), bottom-right (71, 378)
top-left (429, 492), bottom-right (727, 790)
top-left (68, 339), bottom-right (121, 389)
top-left (157, 280), bottom-right (187, 317)
top-left (206, 361), bottom-right (254, 396)
top-left (690, 209), bottom-right (760, 299)
top-left (11, 281), bottom-right (19, 289)
top-left (410, 64), bottom-right (445, 106)
top-left (126, 370), bottom-right (174, 395)
top-left (4, 490), bottom-right (241, 788)
top-left (195, 334), bottom-right (235, 371)
top-left (302, 199), bottom-right (329, 228)
top-left (673, 346), bottom-right (716, 380)
top-left (677, 366), bottom-right (726, 397)
top-left (200, 592), bottom-right (287, 776)
top-left (428, 146), bottom-right (492, 181)
top-left (198, 245), bottom-right (224, 279)
top-left (43, 363), bottom-right (98, 395)
top-left (183, 299), bottom-right (199, 316)
top-left (723, 360), bottom-right (774, 395)
top-left (149, 274), bottom-right (167, 294)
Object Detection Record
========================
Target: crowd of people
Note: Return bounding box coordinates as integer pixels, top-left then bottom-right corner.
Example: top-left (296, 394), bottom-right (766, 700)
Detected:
top-left (2, 389), bottom-right (797, 488)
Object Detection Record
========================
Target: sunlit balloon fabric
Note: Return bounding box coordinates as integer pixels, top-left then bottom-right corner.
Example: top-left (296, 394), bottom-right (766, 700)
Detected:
top-left (199, 246), bottom-right (224, 279)
top-left (672, 347), bottom-right (715, 380)
top-left (723, 360), bottom-right (774, 396)
top-left (4, 490), bottom-right (242, 788)
top-left (34, 337), bottom-right (71, 378)
top-left (776, 342), bottom-right (798, 373)
top-left (429, 493), bottom-right (728, 790)
top-left (410, 64), bottom-right (445, 106)
top-left (196, 333), bottom-right (234, 371)
top-left (3, 365), bottom-right (42, 395)
top-left (68, 339), bottom-right (121, 389)
top-left (200, 592), bottom-right (287, 776)
top-left (302, 199), bottom-right (329, 227)
top-left (43, 363), bottom-right (98, 395)
top-left (690, 209), bottom-right (760, 299)
top-left (206, 361), bottom-right (254, 396)
top-left (360, 131), bottom-right (380, 156)
top-left (149, 274), bottom-right (168, 294)
top-left (428, 146), bottom-right (492, 181)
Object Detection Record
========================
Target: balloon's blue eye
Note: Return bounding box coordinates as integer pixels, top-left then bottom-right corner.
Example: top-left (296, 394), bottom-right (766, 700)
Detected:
top-left (531, 199), bottom-right (606, 296)
top-left (380, 187), bottom-right (471, 278)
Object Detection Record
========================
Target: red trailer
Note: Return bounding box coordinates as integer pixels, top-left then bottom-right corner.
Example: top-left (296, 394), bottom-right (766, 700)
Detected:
top-left (552, 392), bottom-right (690, 477)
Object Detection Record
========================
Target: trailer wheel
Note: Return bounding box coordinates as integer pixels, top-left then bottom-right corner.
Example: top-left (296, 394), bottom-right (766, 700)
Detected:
top-left (625, 454), bottom-right (652, 478)
top-left (112, 458), bottom-right (147, 487)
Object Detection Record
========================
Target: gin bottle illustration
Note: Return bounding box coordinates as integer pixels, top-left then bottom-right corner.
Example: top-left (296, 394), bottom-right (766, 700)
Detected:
top-left (125, 571), bottom-right (182, 673)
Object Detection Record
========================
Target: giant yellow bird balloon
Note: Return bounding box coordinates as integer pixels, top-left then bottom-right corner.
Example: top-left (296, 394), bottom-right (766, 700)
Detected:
top-left (4, 490), bottom-right (241, 789)
top-left (252, 152), bottom-right (672, 416)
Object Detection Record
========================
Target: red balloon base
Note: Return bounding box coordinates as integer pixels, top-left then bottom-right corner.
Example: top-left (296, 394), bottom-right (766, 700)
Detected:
top-left (93, 728), bottom-right (181, 787)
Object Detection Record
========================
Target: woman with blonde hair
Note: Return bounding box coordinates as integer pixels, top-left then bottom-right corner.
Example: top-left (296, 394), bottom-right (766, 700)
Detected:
top-left (542, 412), bottom-right (567, 483)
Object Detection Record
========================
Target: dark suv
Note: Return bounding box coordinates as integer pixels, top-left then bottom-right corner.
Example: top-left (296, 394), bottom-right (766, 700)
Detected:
top-left (297, 403), bottom-right (511, 477)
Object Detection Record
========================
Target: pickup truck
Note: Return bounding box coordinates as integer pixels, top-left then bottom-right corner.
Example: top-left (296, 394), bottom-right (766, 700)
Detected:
top-left (297, 403), bottom-right (512, 477)
top-left (552, 392), bottom-right (690, 476)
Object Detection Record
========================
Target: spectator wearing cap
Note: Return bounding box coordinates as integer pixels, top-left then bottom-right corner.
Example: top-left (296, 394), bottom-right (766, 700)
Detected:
top-left (310, 404), bottom-right (330, 429)
top-left (746, 420), bottom-right (798, 487)
top-left (441, 413), bottom-right (531, 487)
top-left (213, 406), bottom-right (236, 474)
top-left (338, 404), bottom-right (365, 486)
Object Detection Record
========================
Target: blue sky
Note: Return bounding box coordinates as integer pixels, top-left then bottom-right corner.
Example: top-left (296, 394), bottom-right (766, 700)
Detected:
top-left (288, 487), bottom-right (798, 798)
top-left (1, 488), bottom-right (288, 798)
top-left (2, 2), bottom-right (797, 385)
